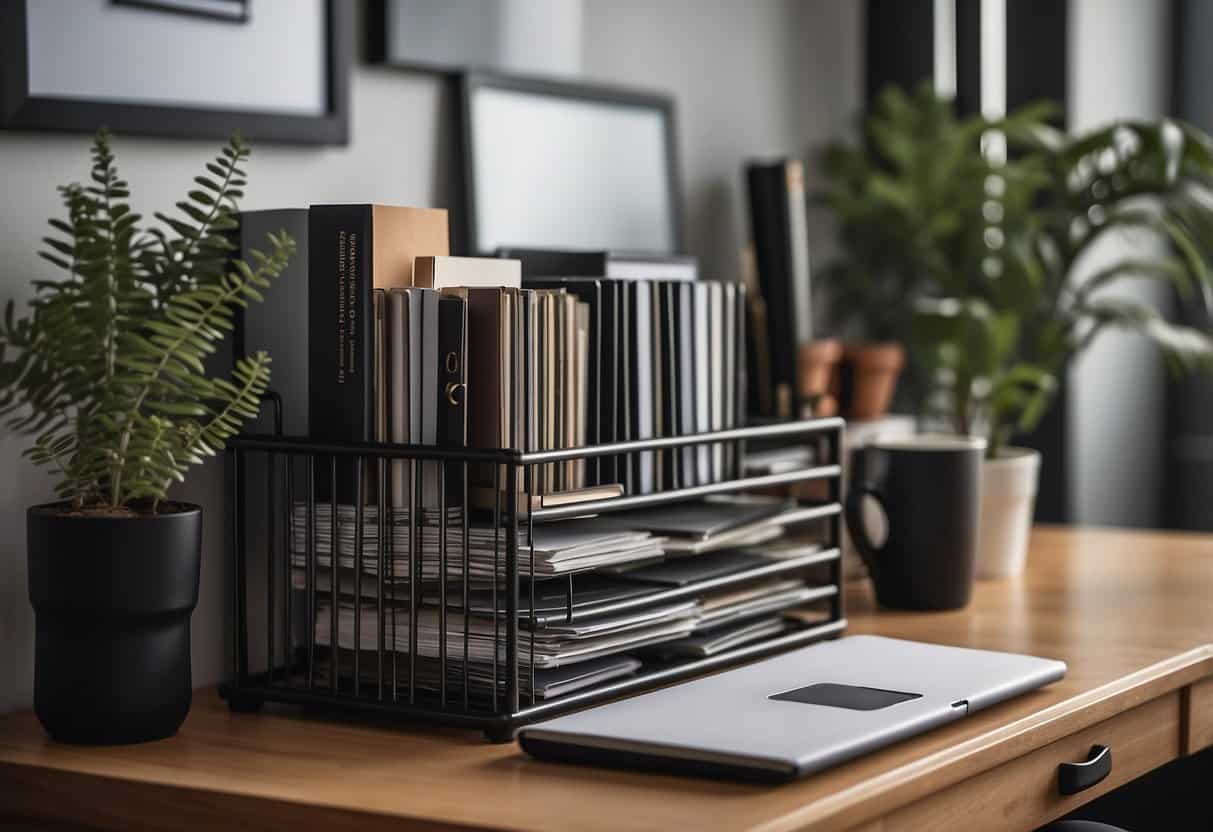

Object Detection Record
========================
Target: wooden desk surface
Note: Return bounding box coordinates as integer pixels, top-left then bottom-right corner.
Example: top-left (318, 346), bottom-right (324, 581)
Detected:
top-left (2, 526), bottom-right (1211, 832)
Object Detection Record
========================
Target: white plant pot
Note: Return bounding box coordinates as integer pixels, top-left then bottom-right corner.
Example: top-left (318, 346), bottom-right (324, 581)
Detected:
top-left (975, 447), bottom-right (1041, 579)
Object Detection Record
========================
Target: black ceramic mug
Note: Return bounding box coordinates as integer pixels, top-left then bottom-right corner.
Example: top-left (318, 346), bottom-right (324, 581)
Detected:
top-left (845, 435), bottom-right (985, 610)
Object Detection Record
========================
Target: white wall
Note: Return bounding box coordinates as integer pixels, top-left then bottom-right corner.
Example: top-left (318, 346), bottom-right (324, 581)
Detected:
top-left (1066, 0), bottom-right (1173, 527)
top-left (583, 0), bottom-right (861, 283)
top-left (0, 0), bottom-right (861, 713)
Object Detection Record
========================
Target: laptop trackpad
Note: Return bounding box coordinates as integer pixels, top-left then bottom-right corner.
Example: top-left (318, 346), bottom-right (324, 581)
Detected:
top-left (769, 682), bottom-right (922, 711)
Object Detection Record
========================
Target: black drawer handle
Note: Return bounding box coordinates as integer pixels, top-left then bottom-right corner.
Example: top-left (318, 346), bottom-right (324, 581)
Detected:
top-left (1058, 744), bottom-right (1112, 795)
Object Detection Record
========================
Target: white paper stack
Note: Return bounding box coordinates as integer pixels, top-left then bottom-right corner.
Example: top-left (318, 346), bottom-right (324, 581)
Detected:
top-left (314, 598), bottom-right (698, 670)
top-left (290, 503), bottom-right (664, 578)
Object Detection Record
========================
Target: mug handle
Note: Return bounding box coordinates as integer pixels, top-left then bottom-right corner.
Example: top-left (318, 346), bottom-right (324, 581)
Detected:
top-left (845, 481), bottom-right (889, 581)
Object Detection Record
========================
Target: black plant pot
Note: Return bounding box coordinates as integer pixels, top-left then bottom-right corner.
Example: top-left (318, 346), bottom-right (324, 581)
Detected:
top-left (26, 502), bottom-right (202, 745)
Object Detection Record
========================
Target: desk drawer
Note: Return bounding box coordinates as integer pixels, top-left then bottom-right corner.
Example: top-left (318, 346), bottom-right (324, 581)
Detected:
top-left (1186, 677), bottom-right (1213, 754)
top-left (869, 692), bottom-right (1182, 832)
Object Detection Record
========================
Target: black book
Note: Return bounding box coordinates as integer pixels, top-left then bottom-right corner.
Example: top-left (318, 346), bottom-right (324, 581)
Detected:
top-left (309, 205), bottom-right (373, 502)
top-left (234, 209), bottom-right (309, 436)
top-left (658, 281), bottom-right (679, 489)
top-left (308, 203), bottom-right (448, 502)
top-left (618, 281), bottom-right (634, 494)
top-left (746, 160), bottom-right (812, 420)
top-left (673, 280), bottom-right (697, 487)
top-left (627, 280), bottom-right (655, 494)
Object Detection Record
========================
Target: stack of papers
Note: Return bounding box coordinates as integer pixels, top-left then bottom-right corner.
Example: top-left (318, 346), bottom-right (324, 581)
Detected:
top-left (599, 496), bottom-right (827, 556)
top-left (290, 503), bottom-right (664, 578)
top-left (317, 651), bottom-right (643, 701)
top-left (649, 617), bottom-right (788, 659)
top-left (696, 580), bottom-right (828, 630)
top-left (314, 598), bottom-right (698, 669)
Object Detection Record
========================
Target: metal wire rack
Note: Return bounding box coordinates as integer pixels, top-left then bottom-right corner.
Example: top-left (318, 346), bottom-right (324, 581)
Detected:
top-left (219, 417), bottom-right (846, 741)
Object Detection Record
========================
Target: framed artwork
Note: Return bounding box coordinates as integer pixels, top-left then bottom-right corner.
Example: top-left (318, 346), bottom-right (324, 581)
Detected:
top-left (459, 71), bottom-right (683, 256)
top-left (0, 0), bottom-right (351, 144)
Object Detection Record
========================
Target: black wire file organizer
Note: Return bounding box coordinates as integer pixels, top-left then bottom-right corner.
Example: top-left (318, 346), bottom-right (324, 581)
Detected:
top-left (220, 417), bottom-right (847, 741)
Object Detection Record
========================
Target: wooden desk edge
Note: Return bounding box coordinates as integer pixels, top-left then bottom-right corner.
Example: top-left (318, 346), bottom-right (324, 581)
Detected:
top-left (757, 644), bottom-right (1213, 832)
top-left (2, 645), bottom-right (1212, 832)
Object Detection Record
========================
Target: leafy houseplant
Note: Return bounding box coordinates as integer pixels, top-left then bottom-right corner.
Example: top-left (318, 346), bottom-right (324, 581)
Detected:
top-left (0, 131), bottom-right (293, 744)
top-left (816, 85), bottom-right (1046, 419)
top-left (911, 104), bottom-right (1213, 577)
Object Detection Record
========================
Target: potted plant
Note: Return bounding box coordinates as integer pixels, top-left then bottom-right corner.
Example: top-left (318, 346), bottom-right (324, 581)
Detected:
top-left (916, 112), bottom-right (1213, 578)
top-left (817, 84), bottom-right (1008, 419)
top-left (0, 131), bottom-right (293, 744)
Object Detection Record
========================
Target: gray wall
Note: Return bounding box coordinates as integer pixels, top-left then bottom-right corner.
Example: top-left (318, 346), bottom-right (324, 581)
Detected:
top-left (0, 0), bottom-right (861, 713)
top-left (1066, 0), bottom-right (1173, 527)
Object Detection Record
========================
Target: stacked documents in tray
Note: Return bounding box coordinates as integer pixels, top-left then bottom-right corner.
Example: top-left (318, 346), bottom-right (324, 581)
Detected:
top-left (290, 503), bottom-right (664, 578)
top-left (314, 598), bottom-right (698, 670)
top-left (599, 496), bottom-right (831, 556)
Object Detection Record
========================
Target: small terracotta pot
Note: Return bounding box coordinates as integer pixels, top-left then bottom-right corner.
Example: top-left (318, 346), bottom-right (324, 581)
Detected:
top-left (844, 342), bottom-right (905, 420)
top-left (798, 338), bottom-right (843, 417)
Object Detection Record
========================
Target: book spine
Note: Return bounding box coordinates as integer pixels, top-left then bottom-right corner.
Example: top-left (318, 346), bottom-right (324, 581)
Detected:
top-left (309, 205), bottom-right (372, 503)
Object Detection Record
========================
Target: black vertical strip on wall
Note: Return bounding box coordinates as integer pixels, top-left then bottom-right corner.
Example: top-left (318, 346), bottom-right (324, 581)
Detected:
top-left (954, 0), bottom-right (981, 117)
top-left (865, 0), bottom-right (1071, 522)
top-left (1165, 0), bottom-right (1213, 530)
top-left (1005, 0), bottom-right (1070, 523)
top-left (864, 0), bottom-right (935, 102)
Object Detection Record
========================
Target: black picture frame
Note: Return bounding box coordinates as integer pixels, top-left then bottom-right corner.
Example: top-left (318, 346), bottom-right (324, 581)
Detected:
top-left (457, 70), bottom-right (685, 256)
top-left (0, 0), bottom-right (351, 145)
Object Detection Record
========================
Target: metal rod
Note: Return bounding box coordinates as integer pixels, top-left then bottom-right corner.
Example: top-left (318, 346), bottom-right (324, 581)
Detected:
top-left (565, 573), bottom-right (574, 624)
top-left (266, 451), bottom-right (275, 683)
top-left (231, 434), bottom-right (516, 463)
top-left (462, 459), bottom-right (469, 712)
top-left (306, 456), bottom-right (315, 689)
top-left (828, 424), bottom-right (845, 624)
top-left (531, 465), bottom-right (842, 521)
top-left (506, 462), bottom-right (519, 713)
top-left (517, 417), bottom-right (846, 464)
top-left (377, 458), bottom-right (386, 701)
top-left (229, 448), bottom-right (248, 683)
top-left (228, 417), bottom-right (846, 463)
top-left (527, 462), bottom-right (536, 706)
top-left (491, 463), bottom-right (500, 713)
top-left (284, 453), bottom-right (294, 685)
top-left (389, 459), bottom-right (397, 703)
top-left (353, 458), bottom-right (363, 697)
top-left (439, 463), bottom-right (448, 709)
top-left (329, 458), bottom-right (338, 694)
top-left (408, 459), bottom-right (419, 705)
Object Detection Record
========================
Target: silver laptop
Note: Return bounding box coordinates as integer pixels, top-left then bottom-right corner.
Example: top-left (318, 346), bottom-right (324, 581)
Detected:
top-left (518, 635), bottom-right (1065, 782)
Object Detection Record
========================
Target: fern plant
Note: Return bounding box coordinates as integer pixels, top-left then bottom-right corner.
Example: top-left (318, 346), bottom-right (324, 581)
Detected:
top-left (0, 131), bottom-right (294, 514)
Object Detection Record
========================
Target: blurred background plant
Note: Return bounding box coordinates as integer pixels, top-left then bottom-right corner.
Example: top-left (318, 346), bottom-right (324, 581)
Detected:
top-left (917, 111), bottom-right (1213, 456)
top-left (820, 83), bottom-right (1213, 457)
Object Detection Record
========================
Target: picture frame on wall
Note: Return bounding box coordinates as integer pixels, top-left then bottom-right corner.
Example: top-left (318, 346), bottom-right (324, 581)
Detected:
top-left (0, 0), bottom-right (351, 145)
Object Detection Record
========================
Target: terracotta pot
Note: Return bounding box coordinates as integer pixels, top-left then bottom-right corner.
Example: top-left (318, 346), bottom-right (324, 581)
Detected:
top-left (844, 342), bottom-right (905, 420)
top-left (798, 338), bottom-right (843, 417)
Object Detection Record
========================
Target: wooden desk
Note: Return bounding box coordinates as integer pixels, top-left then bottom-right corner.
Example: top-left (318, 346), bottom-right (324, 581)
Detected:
top-left (1, 526), bottom-right (1211, 831)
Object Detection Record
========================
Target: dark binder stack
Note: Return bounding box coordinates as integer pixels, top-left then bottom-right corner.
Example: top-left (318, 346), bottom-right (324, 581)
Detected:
top-left (746, 159), bottom-right (812, 420)
top-left (523, 274), bottom-right (747, 494)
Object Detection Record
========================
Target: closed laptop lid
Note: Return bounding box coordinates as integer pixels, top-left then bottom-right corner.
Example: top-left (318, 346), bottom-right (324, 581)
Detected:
top-left (519, 636), bottom-right (1066, 781)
